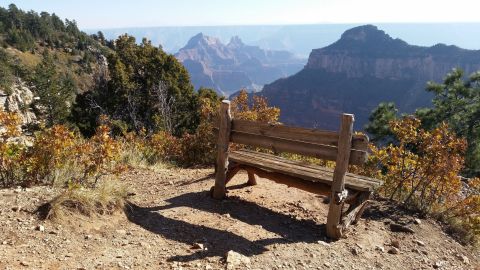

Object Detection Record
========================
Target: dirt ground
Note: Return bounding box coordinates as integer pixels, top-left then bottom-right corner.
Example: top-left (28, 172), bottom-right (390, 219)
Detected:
top-left (0, 168), bottom-right (479, 269)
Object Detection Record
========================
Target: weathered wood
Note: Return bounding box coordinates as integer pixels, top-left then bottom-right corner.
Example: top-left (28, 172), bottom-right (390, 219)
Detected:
top-left (247, 171), bottom-right (257, 186)
top-left (239, 165), bottom-right (332, 196)
top-left (229, 150), bottom-right (381, 191)
top-left (231, 149), bottom-right (382, 189)
top-left (213, 100), bottom-right (232, 199)
top-left (327, 114), bottom-right (354, 239)
top-left (225, 163), bottom-right (241, 184)
top-left (341, 192), bottom-right (371, 229)
top-left (230, 131), bottom-right (368, 165)
top-left (229, 119), bottom-right (369, 150)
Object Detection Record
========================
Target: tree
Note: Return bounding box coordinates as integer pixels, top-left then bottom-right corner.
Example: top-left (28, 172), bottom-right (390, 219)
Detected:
top-left (32, 52), bottom-right (76, 126)
top-left (416, 69), bottom-right (480, 176)
top-left (75, 34), bottom-right (199, 136)
top-left (364, 102), bottom-right (398, 144)
top-left (366, 68), bottom-right (480, 176)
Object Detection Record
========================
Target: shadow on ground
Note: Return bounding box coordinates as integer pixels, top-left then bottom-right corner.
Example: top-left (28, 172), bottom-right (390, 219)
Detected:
top-left (124, 186), bottom-right (326, 262)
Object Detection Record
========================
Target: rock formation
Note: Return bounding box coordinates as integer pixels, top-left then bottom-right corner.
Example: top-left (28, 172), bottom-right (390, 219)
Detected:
top-left (260, 25), bottom-right (480, 130)
top-left (176, 33), bottom-right (305, 96)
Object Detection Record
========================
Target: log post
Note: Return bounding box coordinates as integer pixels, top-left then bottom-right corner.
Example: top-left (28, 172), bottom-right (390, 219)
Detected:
top-left (213, 100), bottom-right (232, 199)
top-left (246, 171), bottom-right (257, 186)
top-left (326, 113), bottom-right (354, 239)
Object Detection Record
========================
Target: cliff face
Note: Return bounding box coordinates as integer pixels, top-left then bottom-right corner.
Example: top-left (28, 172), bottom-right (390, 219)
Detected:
top-left (175, 33), bottom-right (305, 96)
top-left (260, 25), bottom-right (480, 130)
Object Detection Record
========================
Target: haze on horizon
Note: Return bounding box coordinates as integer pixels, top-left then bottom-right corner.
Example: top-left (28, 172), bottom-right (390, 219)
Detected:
top-left (2, 0), bottom-right (480, 29)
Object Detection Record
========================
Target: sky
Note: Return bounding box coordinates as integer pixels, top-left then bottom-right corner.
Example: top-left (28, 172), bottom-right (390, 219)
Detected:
top-left (1, 0), bottom-right (480, 29)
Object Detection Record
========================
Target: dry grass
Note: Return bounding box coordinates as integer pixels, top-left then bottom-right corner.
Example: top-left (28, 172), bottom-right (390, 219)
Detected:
top-left (40, 178), bottom-right (128, 221)
top-left (119, 143), bottom-right (173, 172)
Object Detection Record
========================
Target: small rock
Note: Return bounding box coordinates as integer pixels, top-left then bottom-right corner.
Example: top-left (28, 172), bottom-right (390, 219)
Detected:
top-left (205, 264), bottom-right (213, 270)
top-left (11, 206), bottom-right (20, 212)
top-left (456, 254), bottom-right (469, 265)
top-left (388, 247), bottom-right (399, 254)
top-left (115, 229), bottom-right (127, 235)
top-left (391, 239), bottom-right (400, 248)
top-left (317, 240), bottom-right (330, 247)
top-left (390, 223), bottom-right (415, 233)
top-left (413, 218), bottom-right (422, 225)
top-left (225, 250), bottom-right (250, 269)
top-left (36, 225), bottom-right (45, 232)
top-left (324, 262), bottom-right (331, 267)
top-left (413, 239), bottom-right (425, 246)
top-left (84, 235), bottom-right (92, 240)
top-left (20, 261), bottom-right (29, 266)
top-left (433, 261), bottom-right (445, 269)
top-left (375, 245), bottom-right (385, 252)
top-left (351, 247), bottom-right (361, 255)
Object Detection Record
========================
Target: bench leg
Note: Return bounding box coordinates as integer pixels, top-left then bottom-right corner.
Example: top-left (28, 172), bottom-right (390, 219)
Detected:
top-left (340, 191), bottom-right (371, 230)
top-left (246, 171), bottom-right (257, 186)
top-left (326, 113), bottom-right (354, 240)
top-left (225, 163), bottom-right (241, 184)
top-left (213, 100), bottom-right (232, 199)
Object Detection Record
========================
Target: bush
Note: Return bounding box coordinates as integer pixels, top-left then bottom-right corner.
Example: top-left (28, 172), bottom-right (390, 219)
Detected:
top-left (0, 111), bottom-right (26, 186)
top-left (363, 116), bottom-right (480, 244)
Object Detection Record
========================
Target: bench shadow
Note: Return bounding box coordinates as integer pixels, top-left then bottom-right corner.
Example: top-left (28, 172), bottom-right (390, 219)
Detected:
top-left (124, 190), bottom-right (326, 262)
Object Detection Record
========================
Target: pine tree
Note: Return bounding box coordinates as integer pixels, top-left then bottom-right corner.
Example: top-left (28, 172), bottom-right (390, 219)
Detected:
top-left (33, 52), bottom-right (76, 126)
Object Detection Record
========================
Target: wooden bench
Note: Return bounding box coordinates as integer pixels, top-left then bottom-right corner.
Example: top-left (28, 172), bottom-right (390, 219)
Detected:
top-left (212, 100), bottom-right (382, 239)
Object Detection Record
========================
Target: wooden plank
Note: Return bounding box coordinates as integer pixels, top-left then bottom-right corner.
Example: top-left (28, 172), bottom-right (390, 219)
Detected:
top-left (233, 149), bottom-right (382, 187)
top-left (327, 113), bottom-right (354, 239)
top-left (231, 119), bottom-right (369, 151)
top-left (229, 150), bottom-right (374, 191)
top-left (239, 165), bottom-right (332, 196)
top-left (213, 100), bottom-right (232, 199)
top-left (230, 131), bottom-right (368, 165)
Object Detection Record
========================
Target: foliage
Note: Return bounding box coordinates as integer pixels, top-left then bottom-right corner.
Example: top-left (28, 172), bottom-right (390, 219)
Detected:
top-left (416, 68), bottom-right (480, 177)
top-left (31, 51), bottom-right (76, 126)
top-left (25, 124), bottom-right (77, 186)
top-left (363, 116), bottom-right (479, 243)
top-left (0, 4), bottom-right (99, 52)
top-left (0, 111), bottom-right (123, 188)
top-left (367, 69), bottom-right (480, 177)
top-left (374, 117), bottom-right (466, 212)
top-left (73, 35), bottom-right (198, 136)
top-left (0, 49), bottom-right (15, 94)
top-left (0, 111), bottom-right (25, 186)
top-left (230, 89), bottom-right (280, 123)
top-left (364, 102), bottom-right (398, 144)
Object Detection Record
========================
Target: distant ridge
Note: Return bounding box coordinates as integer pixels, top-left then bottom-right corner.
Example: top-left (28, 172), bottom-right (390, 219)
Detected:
top-left (259, 25), bottom-right (480, 130)
top-left (175, 33), bottom-right (305, 95)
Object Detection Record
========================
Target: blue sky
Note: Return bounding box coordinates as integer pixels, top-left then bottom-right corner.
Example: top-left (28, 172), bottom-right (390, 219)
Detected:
top-left (2, 0), bottom-right (480, 29)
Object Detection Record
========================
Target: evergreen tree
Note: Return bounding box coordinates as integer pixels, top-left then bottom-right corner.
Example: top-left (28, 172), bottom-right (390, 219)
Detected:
top-left (364, 102), bottom-right (398, 144)
top-left (416, 69), bottom-right (480, 176)
top-left (75, 34), bottom-right (199, 136)
top-left (32, 52), bottom-right (76, 126)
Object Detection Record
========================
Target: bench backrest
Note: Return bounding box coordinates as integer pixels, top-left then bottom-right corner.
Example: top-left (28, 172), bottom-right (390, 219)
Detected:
top-left (227, 118), bottom-right (369, 165)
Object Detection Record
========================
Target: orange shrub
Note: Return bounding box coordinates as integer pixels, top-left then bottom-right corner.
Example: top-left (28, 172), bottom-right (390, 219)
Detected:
top-left (25, 125), bottom-right (77, 186)
top-left (0, 111), bottom-right (26, 187)
top-left (361, 116), bottom-right (479, 243)
top-left (74, 124), bottom-right (123, 187)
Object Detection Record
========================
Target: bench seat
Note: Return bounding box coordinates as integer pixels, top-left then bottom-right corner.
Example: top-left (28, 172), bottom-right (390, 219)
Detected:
top-left (229, 149), bottom-right (382, 192)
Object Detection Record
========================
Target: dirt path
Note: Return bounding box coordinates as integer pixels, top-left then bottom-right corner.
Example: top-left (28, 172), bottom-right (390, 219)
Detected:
top-left (0, 168), bottom-right (478, 269)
